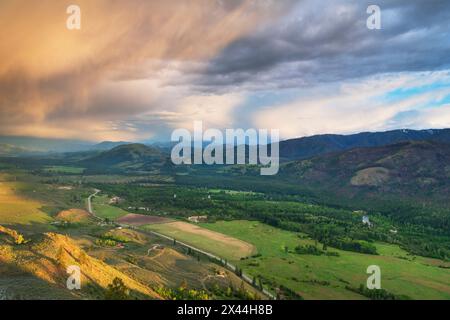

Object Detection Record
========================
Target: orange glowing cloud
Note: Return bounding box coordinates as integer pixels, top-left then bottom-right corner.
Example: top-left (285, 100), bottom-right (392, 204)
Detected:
top-left (0, 0), bottom-right (285, 140)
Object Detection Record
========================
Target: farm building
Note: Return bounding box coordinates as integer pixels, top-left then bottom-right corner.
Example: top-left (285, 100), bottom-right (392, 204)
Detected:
top-left (188, 215), bottom-right (208, 223)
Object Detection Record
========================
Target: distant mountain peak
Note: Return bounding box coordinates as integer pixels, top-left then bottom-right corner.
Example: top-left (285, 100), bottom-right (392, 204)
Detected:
top-left (81, 143), bottom-right (166, 171)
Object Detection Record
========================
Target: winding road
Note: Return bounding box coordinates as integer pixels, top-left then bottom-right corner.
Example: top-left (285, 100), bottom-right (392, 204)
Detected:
top-left (86, 189), bottom-right (276, 300)
top-left (87, 189), bottom-right (101, 220)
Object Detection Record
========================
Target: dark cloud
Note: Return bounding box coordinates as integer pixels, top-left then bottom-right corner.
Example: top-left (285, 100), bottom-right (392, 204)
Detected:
top-left (0, 0), bottom-right (448, 140)
top-left (194, 0), bottom-right (450, 91)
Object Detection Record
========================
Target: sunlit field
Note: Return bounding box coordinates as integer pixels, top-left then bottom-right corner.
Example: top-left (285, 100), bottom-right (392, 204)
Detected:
top-left (201, 220), bottom-right (450, 300)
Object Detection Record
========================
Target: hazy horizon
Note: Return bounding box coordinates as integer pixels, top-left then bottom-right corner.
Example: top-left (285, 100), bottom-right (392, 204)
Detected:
top-left (0, 127), bottom-right (449, 146)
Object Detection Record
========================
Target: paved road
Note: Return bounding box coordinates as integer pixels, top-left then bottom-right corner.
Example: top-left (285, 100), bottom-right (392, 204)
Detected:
top-left (87, 189), bottom-right (101, 220)
top-left (86, 189), bottom-right (276, 300)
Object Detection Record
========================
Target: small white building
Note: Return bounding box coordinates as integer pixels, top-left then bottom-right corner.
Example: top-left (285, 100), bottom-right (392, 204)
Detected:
top-left (362, 215), bottom-right (373, 228)
top-left (188, 215), bottom-right (208, 223)
top-left (109, 196), bottom-right (123, 204)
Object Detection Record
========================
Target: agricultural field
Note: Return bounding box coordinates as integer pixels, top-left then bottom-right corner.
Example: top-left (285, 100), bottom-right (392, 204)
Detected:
top-left (85, 227), bottom-right (265, 300)
top-left (91, 195), bottom-right (129, 220)
top-left (0, 174), bottom-right (51, 225)
top-left (55, 209), bottom-right (93, 224)
top-left (116, 214), bottom-right (172, 226)
top-left (0, 171), bottom-right (265, 300)
top-left (143, 221), bottom-right (256, 261)
top-left (200, 220), bottom-right (450, 300)
top-left (40, 174), bottom-right (173, 185)
top-left (1, 165), bottom-right (449, 300)
top-left (43, 166), bottom-right (85, 174)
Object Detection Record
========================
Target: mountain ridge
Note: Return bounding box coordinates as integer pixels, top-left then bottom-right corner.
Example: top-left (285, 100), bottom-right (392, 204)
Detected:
top-left (279, 128), bottom-right (450, 160)
top-left (281, 140), bottom-right (450, 204)
top-left (80, 143), bottom-right (167, 172)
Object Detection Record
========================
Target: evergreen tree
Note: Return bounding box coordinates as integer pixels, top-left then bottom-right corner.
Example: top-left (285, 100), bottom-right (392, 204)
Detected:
top-left (104, 278), bottom-right (130, 300)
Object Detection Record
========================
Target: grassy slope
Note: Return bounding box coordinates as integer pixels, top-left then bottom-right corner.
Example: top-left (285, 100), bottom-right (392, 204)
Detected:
top-left (0, 171), bottom-right (264, 300)
top-left (1, 223), bottom-right (263, 300)
top-left (91, 195), bottom-right (129, 220)
top-left (88, 228), bottom-right (265, 299)
top-left (0, 227), bottom-right (160, 299)
top-left (0, 175), bottom-right (51, 225)
top-left (55, 209), bottom-right (93, 223)
top-left (200, 220), bottom-right (450, 300)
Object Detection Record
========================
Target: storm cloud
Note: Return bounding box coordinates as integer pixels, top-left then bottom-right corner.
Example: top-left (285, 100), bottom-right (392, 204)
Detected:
top-left (0, 0), bottom-right (449, 141)
top-left (195, 0), bottom-right (450, 91)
